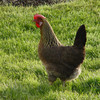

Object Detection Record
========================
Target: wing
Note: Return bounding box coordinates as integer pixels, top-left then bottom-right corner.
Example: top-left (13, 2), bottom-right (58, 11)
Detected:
top-left (40, 46), bottom-right (84, 66)
top-left (39, 46), bottom-right (84, 77)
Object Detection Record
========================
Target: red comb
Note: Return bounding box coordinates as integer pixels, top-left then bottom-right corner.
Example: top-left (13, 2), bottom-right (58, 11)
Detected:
top-left (34, 14), bottom-right (45, 19)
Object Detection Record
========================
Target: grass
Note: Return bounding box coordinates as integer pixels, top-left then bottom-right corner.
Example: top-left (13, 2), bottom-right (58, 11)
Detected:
top-left (0, 0), bottom-right (100, 99)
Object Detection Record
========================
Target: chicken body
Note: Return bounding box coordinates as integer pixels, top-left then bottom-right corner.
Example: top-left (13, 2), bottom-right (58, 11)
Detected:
top-left (39, 45), bottom-right (83, 83)
top-left (34, 14), bottom-right (86, 84)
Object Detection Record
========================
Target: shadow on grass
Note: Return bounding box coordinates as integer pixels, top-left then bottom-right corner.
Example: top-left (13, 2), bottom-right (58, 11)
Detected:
top-left (0, 72), bottom-right (99, 100)
top-left (83, 59), bottom-right (100, 72)
top-left (87, 63), bottom-right (100, 71)
top-left (72, 78), bottom-right (100, 94)
top-left (86, 49), bottom-right (99, 59)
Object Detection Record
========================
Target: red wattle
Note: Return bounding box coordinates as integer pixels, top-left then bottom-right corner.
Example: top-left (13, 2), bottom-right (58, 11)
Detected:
top-left (36, 23), bottom-right (40, 28)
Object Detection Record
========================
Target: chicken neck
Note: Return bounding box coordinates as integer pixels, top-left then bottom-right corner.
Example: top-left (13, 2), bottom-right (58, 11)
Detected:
top-left (40, 20), bottom-right (61, 47)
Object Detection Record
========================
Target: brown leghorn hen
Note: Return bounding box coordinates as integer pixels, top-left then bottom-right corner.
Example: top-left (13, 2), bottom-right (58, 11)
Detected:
top-left (33, 14), bottom-right (86, 86)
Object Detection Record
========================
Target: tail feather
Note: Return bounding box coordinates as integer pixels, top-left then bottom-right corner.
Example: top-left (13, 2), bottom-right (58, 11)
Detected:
top-left (74, 25), bottom-right (86, 49)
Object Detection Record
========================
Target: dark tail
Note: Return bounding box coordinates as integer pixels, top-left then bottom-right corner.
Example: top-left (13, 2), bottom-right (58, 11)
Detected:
top-left (74, 25), bottom-right (86, 49)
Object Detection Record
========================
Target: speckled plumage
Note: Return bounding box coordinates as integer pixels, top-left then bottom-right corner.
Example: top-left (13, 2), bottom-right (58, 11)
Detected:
top-left (35, 17), bottom-right (86, 84)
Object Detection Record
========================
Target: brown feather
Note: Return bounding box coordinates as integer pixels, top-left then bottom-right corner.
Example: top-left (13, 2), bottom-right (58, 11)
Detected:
top-left (37, 18), bottom-right (86, 83)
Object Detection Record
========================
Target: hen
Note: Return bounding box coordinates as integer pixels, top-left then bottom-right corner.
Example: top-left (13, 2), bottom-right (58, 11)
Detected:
top-left (33, 14), bottom-right (86, 85)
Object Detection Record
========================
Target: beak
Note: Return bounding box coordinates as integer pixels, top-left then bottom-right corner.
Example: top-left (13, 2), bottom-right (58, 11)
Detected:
top-left (32, 19), bottom-right (36, 22)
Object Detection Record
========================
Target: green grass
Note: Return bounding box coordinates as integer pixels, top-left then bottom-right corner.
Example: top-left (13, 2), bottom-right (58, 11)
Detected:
top-left (0, 0), bottom-right (100, 100)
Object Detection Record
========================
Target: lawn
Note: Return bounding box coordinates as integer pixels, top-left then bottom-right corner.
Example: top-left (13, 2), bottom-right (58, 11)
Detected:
top-left (0, 0), bottom-right (100, 100)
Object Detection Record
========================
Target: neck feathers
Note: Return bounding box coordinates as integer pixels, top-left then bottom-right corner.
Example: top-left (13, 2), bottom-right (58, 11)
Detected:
top-left (40, 20), bottom-right (61, 47)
